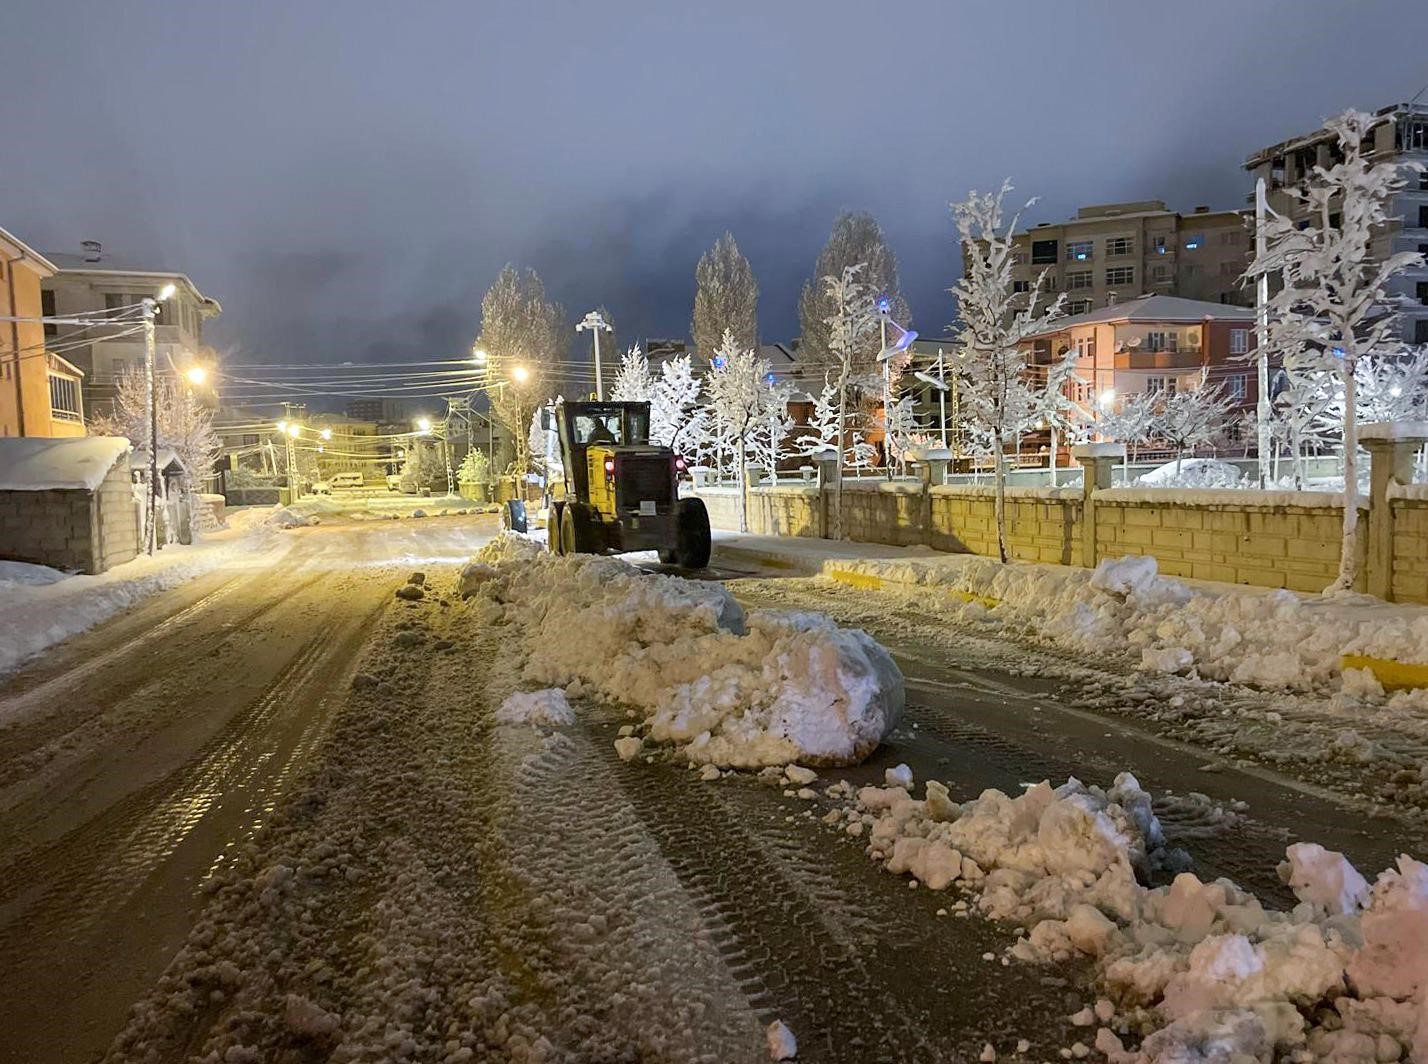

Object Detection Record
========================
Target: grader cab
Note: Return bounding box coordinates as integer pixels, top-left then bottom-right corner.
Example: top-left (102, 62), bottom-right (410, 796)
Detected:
top-left (548, 401), bottom-right (711, 568)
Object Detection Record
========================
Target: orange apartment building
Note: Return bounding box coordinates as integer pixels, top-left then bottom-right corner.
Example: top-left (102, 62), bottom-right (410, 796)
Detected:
top-left (0, 226), bottom-right (86, 439)
top-left (1023, 293), bottom-right (1259, 435)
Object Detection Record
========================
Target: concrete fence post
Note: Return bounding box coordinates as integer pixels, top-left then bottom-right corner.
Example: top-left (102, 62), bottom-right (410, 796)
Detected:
top-left (813, 448), bottom-right (840, 540)
top-left (1072, 442), bottom-right (1125, 569)
top-left (1361, 421), bottom-right (1428, 601)
top-left (913, 447), bottom-right (951, 546)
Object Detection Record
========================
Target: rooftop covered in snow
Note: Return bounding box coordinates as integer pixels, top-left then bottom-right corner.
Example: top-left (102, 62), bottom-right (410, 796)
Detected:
top-left (1025, 294), bottom-right (1257, 338)
top-left (0, 436), bottom-right (132, 493)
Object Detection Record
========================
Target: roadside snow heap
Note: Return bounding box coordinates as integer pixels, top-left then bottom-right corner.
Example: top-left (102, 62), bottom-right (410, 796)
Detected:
top-left (461, 533), bottom-right (904, 767)
top-left (830, 766), bottom-right (1427, 1062)
top-left (827, 552), bottom-right (1428, 692)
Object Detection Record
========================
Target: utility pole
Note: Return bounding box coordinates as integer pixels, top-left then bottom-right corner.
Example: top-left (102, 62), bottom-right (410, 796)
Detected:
top-left (142, 297), bottom-right (159, 554)
top-left (1255, 177), bottom-right (1271, 489)
top-left (577, 310), bottom-right (613, 401)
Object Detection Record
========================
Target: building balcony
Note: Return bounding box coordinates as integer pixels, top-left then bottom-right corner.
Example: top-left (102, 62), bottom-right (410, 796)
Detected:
top-left (1114, 350), bottom-right (1204, 370)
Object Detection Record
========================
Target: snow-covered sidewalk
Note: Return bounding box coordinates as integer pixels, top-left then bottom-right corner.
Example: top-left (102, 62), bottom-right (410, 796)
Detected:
top-left (0, 510), bottom-right (286, 675)
top-left (713, 533), bottom-right (1428, 696)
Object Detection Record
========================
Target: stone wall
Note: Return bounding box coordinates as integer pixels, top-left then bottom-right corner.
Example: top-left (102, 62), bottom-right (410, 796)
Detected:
top-left (0, 460), bottom-right (138, 574)
top-left (1391, 492), bottom-right (1428, 604)
top-left (696, 473), bottom-right (1424, 603)
top-left (1093, 489), bottom-right (1363, 594)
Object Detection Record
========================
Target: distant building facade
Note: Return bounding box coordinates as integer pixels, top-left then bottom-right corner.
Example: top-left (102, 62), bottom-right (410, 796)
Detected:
top-left (1000, 201), bottom-right (1253, 316)
top-left (41, 242), bottom-right (220, 417)
top-left (1, 226), bottom-right (87, 439)
top-left (1022, 294), bottom-right (1259, 427)
top-left (1245, 102), bottom-right (1428, 344)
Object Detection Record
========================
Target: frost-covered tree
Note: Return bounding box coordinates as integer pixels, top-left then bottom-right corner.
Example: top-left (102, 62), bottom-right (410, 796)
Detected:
top-left (1354, 348), bottom-right (1428, 423)
top-left (797, 377), bottom-right (840, 457)
top-left (951, 180), bottom-right (1066, 562)
top-left (847, 430), bottom-right (878, 476)
top-left (1152, 374), bottom-right (1234, 473)
top-left (476, 265), bottom-right (567, 479)
top-left (1099, 390), bottom-right (1158, 480)
top-left (1270, 368), bottom-right (1338, 489)
top-left (879, 392), bottom-right (921, 472)
top-left (798, 211), bottom-right (909, 375)
top-left (705, 330), bottom-right (773, 531)
top-left (820, 265), bottom-right (881, 538)
top-left (751, 377), bottom-right (796, 483)
top-left (456, 448), bottom-right (489, 485)
top-left (652, 354), bottom-right (705, 455)
top-left (527, 406), bottom-right (562, 484)
top-left (95, 369), bottom-right (220, 490)
top-left (610, 346), bottom-right (654, 402)
top-left (1036, 352), bottom-right (1090, 487)
top-left (692, 232), bottom-right (758, 358)
top-left (1246, 110), bottom-right (1424, 592)
top-left (399, 440), bottom-right (444, 494)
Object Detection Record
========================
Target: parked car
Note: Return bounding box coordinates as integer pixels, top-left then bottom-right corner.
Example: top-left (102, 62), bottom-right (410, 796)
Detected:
top-left (386, 474), bottom-right (403, 492)
top-left (310, 481), bottom-right (332, 495)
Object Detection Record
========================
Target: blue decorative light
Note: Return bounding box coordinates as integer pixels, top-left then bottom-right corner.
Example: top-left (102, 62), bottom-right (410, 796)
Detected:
top-left (877, 297), bottom-right (890, 313)
top-left (712, 356), bottom-right (727, 370)
top-left (1331, 346), bottom-right (1345, 359)
top-left (1075, 251), bottom-right (1088, 261)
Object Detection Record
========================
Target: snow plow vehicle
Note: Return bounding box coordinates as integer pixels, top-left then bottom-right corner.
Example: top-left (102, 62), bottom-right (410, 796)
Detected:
top-left (548, 400), bottom-right (710, 568)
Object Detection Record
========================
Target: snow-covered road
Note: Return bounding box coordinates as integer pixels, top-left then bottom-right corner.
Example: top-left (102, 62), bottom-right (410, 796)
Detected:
top-left (2, 523), bottom-right (1424, 1062)
top-left (0, 515), bottom-right (499, 1064)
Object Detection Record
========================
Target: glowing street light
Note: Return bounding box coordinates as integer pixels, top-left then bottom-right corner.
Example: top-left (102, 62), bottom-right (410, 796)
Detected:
top-left (157, 282), bottom-right (177, 302)
top-left (510, 364), bottom-right (531, 385)
top-left (276, 419), bottom-right (288, 433)
top-left (1098, 388), bottom-right (1116, 409)
top-left (184, 365), bottom-right (208, 386)
top-left (416, 416), bottom-right (433, 434)
top-left (471, 346), bottom-right (489, 366)
top-left (286, 423), bottom-right (301, 438)
top-left (320, 427), bottom-right (333, 440)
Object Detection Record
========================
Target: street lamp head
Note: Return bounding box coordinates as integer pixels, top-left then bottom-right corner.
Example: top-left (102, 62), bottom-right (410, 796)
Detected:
top-left (472, 346), bottom-right (489, 365)
top-left (157, 283), bottom-right (177, 302)
top-left (320, 427), bottom-right (332, 440)
top-left (511, 365), bottom-right (531, 384)
top-left (276, 420), bottom-right (288, 433)
top-left (877, 297), bottom-right (891, 314)
top-left (416, 416), bottom-right (433, 434)
top-left (286, 423), bottom-right (301, 438)
top-left (1099, 388), bottom-right (1116, 409)
top-left (184, 365), bottom-right (208, 386)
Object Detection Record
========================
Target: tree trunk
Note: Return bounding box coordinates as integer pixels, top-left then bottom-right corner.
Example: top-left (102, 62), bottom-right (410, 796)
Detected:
top-left (1048, 425), bottom-right (1059, 488)
top-left (1330, 364), bottom-right (1360, 594)
top-left (736, 436), bottom-right (748, 534)
top-left (833, 384), bottom-right (846, 541)
top-left (993, 435), bottom-right (1008, 564)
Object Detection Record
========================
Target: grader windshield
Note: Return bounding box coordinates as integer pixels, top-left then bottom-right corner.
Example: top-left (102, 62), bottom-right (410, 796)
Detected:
top-left (569, 406), bottom-right (650, 447)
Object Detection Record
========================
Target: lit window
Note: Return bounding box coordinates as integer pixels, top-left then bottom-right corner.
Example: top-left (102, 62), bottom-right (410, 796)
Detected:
top-left (1153, 236), bottom-right (1168, 255)
top-left (1066, 241), bottom-right (1093, 262)
top-left (1184, 234), bottom-right (1204, 250)
top-left (1229, 328), bottom-right (1249, 355)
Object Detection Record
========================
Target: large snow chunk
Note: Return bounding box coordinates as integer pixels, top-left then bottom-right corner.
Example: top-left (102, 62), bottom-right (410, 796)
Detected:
top-left (1089, 555), bottom-right (1160, 597)
top-left (464, 549), bottom-right (901, 767)
top-left (1281, 842), bottom-right (1370, 915)
top-left (496, 689), bottom-right (575, 728)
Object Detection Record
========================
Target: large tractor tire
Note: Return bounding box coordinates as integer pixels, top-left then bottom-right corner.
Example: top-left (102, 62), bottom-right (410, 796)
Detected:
top-left (672, 497), bottom-right (712, 570)
top-left (503, 499), bottom-right (527, 534)
top-left (548, 501), bottom-right (566, 554)
top-left (560, 502), bottom-right (601, 555)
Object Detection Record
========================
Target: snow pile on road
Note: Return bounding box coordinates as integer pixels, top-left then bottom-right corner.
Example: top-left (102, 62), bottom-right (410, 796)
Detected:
top-left (1134, 458), bottom-right (1246, 490)
top-left (829, 552), bottom-right (1428, 691)
top-left (463, 533), bottom-right (904, 766)
top-left (828, 765), bottom-right (1428, 1062)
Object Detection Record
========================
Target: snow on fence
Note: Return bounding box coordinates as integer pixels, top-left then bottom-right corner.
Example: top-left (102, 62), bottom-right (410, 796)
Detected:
top-left (693, 429), bottom-right (1428, 603)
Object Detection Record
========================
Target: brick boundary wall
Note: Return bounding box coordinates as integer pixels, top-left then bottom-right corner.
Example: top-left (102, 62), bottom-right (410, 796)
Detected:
top-left (694, 435), bottom-right (1428, 603)
top-left (0, 460), bottom-right (139, 574)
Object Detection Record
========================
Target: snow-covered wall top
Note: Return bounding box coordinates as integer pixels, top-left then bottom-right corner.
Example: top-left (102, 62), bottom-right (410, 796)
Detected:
top-left (1387, 483), bottom-right (1428, 501)
top-left (0, 436), bottom-right (131, 493)
top-left (1358, 420), bottom-right (1428, 442)
top-left (1095, 487), bottom-right (1361, 509)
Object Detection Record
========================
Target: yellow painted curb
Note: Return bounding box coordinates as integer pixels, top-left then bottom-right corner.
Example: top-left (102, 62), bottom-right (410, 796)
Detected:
top-left (1340, 654), bottom-right (1428, 691)
top-left (828, 569), bottom-right (1000, 609)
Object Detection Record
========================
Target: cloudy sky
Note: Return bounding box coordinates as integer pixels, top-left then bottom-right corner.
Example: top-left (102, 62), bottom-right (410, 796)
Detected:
top-left (4, 0), bottom-right (1426, 369)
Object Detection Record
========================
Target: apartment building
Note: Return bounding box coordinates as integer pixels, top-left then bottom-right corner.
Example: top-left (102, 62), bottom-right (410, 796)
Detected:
top-left (41, 242), bottom-right (221, 417)
top-left (1, 226), bottom-right (87, 438)
top-left (1245, 102), bottom-right (1428, 344)
top-left (1001, 201), bottom-right (1253, 316)
top-left (1022, 294), bottom-right (1259, 424)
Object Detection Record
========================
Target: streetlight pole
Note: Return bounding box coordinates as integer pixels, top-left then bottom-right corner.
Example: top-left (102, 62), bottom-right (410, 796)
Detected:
top-left (142, 297), bottom-right (159, 555)
top-left (576, 310), bottom-right (613, 401)
top-left (1254, 176), bottom-right (1271, 489)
